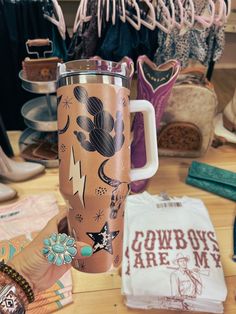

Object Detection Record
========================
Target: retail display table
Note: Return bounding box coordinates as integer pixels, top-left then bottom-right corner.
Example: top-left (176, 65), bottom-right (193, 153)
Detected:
top-left (7, 131), bottom-right (236, 314)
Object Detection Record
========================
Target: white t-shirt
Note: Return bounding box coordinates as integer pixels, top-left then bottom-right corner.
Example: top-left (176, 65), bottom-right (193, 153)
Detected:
top-left (122, 192), bottom-right (227, 313)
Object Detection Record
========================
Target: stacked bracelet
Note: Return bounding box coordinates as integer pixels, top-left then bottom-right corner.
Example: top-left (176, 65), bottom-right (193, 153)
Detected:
top-left (0, 260), bottom-right (34, 304)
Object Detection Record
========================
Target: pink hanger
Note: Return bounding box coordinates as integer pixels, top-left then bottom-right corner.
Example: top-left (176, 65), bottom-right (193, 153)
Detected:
top-left (119, 0), bottom-right (126, 23)
top-left (173, 0), bottom-right (184, 29)
top-left (43, 0), bottom-right (66, 40)
top-left (101, 0), bottom-right (109, 22)
top-left (182, 0), bottom-right (195, 28)
top-left (126, 0), bottom-right (156, 30)
top-left (73, 1), bottom-right (83, 33)
top-left (214, 0), bottom-right (227, 26)
top-left (195, 0), bottom-right (215, 28)
top-left (82, 0), bottom-right (90, 19)
top-left (73, 0), bottom-right (91, 33)
top-left (125, 0), bottom-right (142, 30)
top-left (223, 0), bottom-right (229, 22)
top-left (225, 0), bottom-right (231, 18)
top-left (153, 0), bottom-right (173, 33)
top-left (139, 0), bottom-right (156, 30)
top-left (97, 0), bottom-right (103, 37)
top-left (112, 0), bottom-right (116, 24)
top-left (168, 0), bottom-right (177, 28)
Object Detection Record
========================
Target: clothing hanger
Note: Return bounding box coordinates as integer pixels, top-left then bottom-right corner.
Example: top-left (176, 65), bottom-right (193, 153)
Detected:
top-left (225, 0), bottom-right (231, 18)
top-left (97, 0), bottom-right (107, 37)
top-left (126, 0), bottom-right (156, 30)
top-left (103, 0), bottom-right (110, 22)
top-left (139, 0), bottom-right (156, 30)
top-left (173, 0), bottom-right (184, 29)
top-left (112, 0), bottom-right (116, 24)
top-left (125, 0), bottom-right (142, 30)
top-left (214, 0), bottom-right (227, 26)
top-left (153, 0), bottom-right (173, 33)
top-left (195, 0), bottom-right (215, 28)
top-left (182, 0), bottom-right (195, 28)
top-left (43, 0), bottom-right (66, 40)
top-left (119, 0), bottom-right (126, 23)
top-left (73, 1), bottom-right (83, 33)
top-left (73, 0), bottom-right (91, 33)
top-left (82, 0), bottom-right (90, 19)
top-left (223, 0), bottom-right (229, 22)
top-left (167, 0), bottom-right (176, 29)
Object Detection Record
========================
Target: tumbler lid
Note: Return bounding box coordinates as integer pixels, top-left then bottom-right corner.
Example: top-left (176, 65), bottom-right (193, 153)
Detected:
top-left (57, 58), bottom-right (134, 89)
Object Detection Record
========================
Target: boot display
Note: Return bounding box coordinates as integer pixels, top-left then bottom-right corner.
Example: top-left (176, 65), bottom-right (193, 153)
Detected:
top-left (131, 56), bottom-right (181, 193)
top-left (0, 146), bottom-right (45, 182)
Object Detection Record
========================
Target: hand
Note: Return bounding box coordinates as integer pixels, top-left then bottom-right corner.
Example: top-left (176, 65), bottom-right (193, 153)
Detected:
top-left (8, 210), bottom-right (92, 293)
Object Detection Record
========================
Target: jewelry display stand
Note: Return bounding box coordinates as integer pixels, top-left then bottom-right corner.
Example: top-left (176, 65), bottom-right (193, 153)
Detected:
top-left (18, 70), bottom-right (58, 168)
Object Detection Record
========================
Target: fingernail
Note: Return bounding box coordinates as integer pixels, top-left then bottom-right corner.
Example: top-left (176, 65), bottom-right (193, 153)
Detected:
top-left (81, 246), bottom-right (93, 257)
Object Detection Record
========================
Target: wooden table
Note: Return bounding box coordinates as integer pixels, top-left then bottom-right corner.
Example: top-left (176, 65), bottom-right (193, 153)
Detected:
top-left (6, 131), bottom-right (236, 314)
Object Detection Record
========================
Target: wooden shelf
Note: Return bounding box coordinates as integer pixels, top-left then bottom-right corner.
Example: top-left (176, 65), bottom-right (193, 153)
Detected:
top-left (225, 14), bottom-right (236, 32)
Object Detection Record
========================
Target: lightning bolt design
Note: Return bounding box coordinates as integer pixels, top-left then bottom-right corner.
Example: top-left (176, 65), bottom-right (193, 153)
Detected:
top-left (69, 147), bottom-right (86, 208)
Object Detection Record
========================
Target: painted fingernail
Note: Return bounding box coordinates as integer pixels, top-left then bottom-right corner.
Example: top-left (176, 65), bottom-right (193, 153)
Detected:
top-left (81, 246), bottom-right (93, 257)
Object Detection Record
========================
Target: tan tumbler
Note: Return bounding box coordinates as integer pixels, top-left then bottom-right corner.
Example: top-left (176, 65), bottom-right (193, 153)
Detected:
top-left (57, 58), bottom-right (158, 273)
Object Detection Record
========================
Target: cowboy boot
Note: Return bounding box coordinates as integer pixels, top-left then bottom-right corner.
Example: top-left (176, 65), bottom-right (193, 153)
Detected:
top-left (0, 146), bottom-right (45, 182)
top-left (223, 88), bottom-right (236, 132)
top-left (0, 183), bottom-right (17, 202)
top-left (131, 56), bottom-right (180, 193)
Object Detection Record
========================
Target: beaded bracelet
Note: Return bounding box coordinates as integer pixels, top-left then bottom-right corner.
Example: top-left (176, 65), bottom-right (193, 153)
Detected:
top-left (0, 260), bottom-right (34, 304)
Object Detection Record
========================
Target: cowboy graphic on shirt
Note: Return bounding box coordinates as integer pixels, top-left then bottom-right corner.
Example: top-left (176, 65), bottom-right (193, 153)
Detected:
top-left (170, 253), bottom-right (203, 298)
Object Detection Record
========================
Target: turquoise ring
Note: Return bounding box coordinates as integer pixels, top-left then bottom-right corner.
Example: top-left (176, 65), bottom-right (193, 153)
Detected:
top-left (42, 233), bottom-right (77, 266)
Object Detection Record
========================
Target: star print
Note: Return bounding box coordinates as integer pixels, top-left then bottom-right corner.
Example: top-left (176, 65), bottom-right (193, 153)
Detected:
top-left (63, 96), bottom-right (73, 109)
top-left (86, 222), bottom-right (119, 254)
top-left (93, 209), bottom-right (104, 222)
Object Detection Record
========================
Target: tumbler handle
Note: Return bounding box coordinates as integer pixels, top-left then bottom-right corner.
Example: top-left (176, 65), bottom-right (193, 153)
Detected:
top-left (130, 100), bottom-right (159, 182)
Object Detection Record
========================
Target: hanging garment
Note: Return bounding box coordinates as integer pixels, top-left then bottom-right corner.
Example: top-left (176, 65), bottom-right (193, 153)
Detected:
top-left (154, 0), bottom-right (225, 68)
top-left (42, 1), bottom-right (68, 61)
top-left (67, 1), bottom-right (101, 60)
top-left (122, 192), bottom-right (227, 313)
top-left (97, 16), bottom-right (159, 64)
